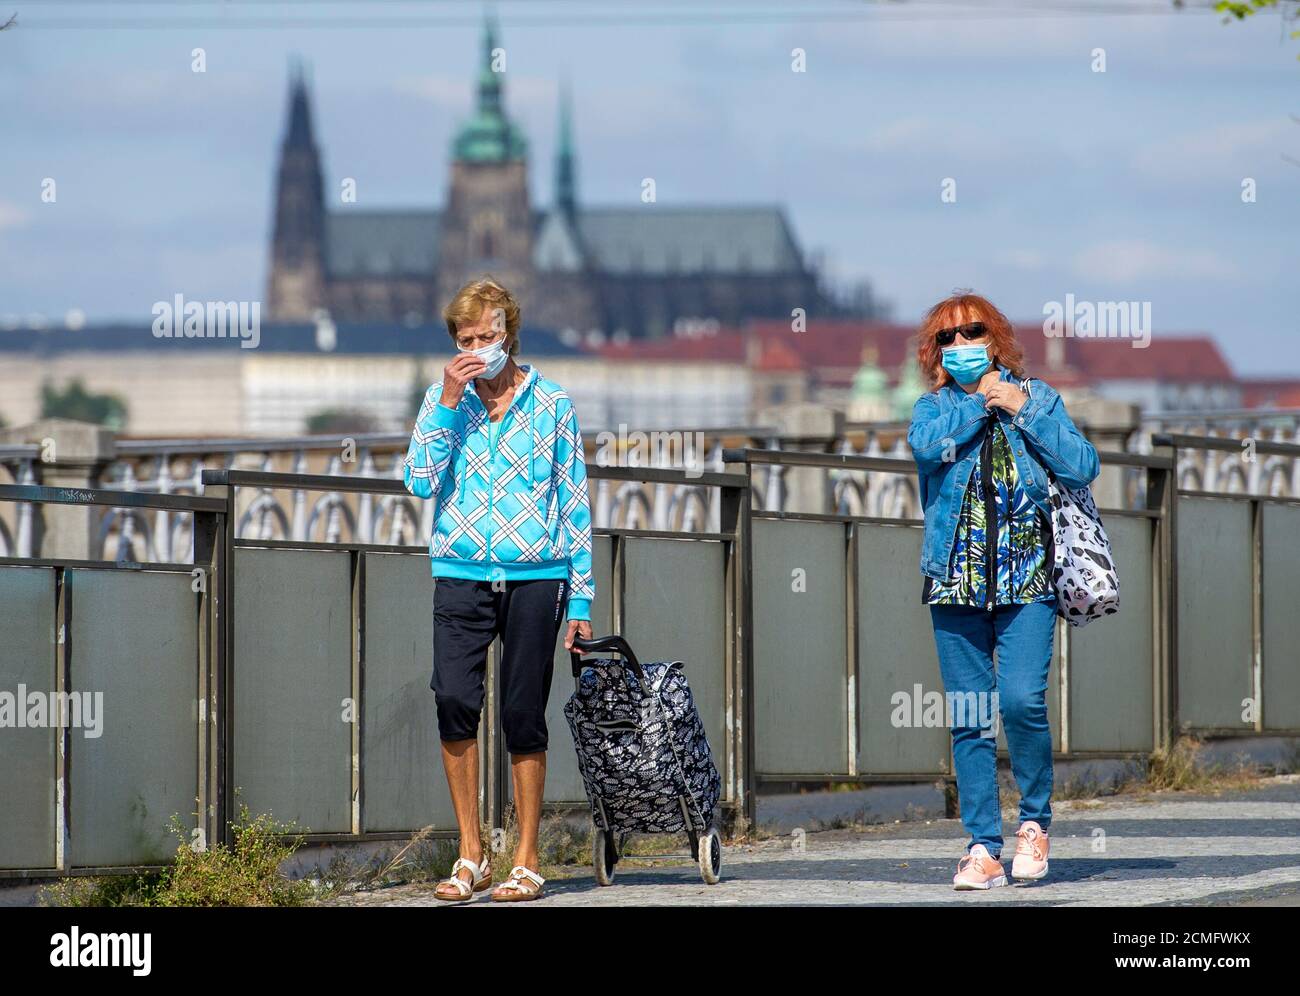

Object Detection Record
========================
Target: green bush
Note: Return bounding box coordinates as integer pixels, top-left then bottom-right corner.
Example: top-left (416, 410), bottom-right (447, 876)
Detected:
top-left (39, 802), bottom-right (313, 908)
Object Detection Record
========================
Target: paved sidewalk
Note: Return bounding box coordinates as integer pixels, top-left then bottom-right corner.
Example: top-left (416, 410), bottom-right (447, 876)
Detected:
top-left (323, 776), bottom-right (1300, 907)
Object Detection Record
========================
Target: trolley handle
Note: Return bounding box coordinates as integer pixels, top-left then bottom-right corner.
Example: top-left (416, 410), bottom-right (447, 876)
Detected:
top-left (569, 634), bottom-right (647, 689)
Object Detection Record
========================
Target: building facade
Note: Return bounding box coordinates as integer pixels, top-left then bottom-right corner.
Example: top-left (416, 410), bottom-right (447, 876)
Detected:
top-left (265, 18), bottom-right (874, 338)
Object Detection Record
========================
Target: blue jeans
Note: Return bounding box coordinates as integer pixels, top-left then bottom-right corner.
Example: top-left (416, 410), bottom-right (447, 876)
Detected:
top-left (929, 600), bottom-right (1056, 859)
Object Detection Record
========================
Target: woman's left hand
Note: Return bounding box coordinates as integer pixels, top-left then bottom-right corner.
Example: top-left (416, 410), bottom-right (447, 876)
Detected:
top-left (564, 618), bottom-right (593, 650)
top-left (983, 381), bottom-right (1028, 415)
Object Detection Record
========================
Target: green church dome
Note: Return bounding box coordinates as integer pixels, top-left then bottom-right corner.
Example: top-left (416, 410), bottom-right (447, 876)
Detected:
top-left (453, 16), bottom-right (528, 163)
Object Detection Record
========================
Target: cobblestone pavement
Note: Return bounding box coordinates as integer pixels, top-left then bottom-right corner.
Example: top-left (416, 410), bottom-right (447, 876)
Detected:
top-left (319, 778), bottom-right (1300, 908)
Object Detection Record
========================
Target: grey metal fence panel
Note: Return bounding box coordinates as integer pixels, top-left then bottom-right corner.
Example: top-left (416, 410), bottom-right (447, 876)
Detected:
top-left (233, 548), bottom-right (352, 834)
top-left (0, 567), bottom-right (57, 870)
top-left (1262, 502), bottom-right (1300, 730)
top-left (360, 553), bottom-right (452, 832)
top-left (854, 523), bottom-right (952, 776)
top-left (753, 518), bottom-right (848, 776)
top-left (538, 534), bottom-right (614, 805)
top-left (620, 535), bottom-right (728, 763)
top-left (1176, 497), bottom-right (1254, 730)
top-left (68, 569), bottom-right (198, 868)
top-left (1068, 515), bottom-right (1156, 752)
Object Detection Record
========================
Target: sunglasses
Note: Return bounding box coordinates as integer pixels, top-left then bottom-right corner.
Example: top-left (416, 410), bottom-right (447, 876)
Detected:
top-left (935, 321), bottom-right (987, 347)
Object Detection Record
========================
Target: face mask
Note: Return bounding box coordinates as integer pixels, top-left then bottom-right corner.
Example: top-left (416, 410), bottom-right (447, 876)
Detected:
top-left (941, 344), bottom-right (991, 385)
top-left (462, 336), bottom-right (509, 379)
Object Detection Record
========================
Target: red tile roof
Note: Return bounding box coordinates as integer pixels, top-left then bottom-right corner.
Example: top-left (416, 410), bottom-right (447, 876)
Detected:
top-left (1066, 336), bottom-right (1234, 383)
top-left (1240, 379), bottom-right (1300, 409)
top-left (748, 319), bottom-right (918, 371)
top-left (753, 336), bottom-right (804, 373)
top-left (589, 320), bottom-right (1239, 387)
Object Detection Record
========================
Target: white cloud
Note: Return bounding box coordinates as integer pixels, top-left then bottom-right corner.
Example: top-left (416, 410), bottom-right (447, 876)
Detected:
top-left (1071, 240), bottom-right (1235, 283)
top-left (860, 117), bottom-right (934, 152)
top-left (0, 201), bottom-right (29, 230)
top-left (993, 248), bottom-right (1048, 270)
top-left (790, 9), bottom-right (1203, 63)
top-left (392, 76), bottom-right (470, 108)
top-left (394, 73), bottom-right (556, 114)
top-left (1132, 118), bottom-right (1299, 181)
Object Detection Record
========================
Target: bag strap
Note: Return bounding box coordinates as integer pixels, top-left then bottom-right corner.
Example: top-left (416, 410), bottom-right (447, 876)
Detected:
top-left (1017, 376), bottom-right (1059, 491)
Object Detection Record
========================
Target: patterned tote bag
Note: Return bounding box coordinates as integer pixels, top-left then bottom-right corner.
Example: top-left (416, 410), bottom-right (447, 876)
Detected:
top-left (1021, 378), bottom-right (1120, 626)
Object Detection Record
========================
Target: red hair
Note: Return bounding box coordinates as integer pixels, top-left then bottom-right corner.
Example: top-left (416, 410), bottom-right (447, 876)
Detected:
top-left (914, 291), bottom-right (1025, 391)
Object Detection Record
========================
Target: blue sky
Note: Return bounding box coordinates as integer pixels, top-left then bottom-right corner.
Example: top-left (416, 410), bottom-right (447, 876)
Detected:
top-left (1, 1), bottom-right (1297, 375)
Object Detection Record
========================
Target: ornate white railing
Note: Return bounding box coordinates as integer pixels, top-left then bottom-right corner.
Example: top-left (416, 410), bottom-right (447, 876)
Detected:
top-left (93, 429), bottom-right (775, 562)
top-left (1139, 410), bottom-right (1300, 497)
top-left (0, 446), bottom-right (39, 558)
top-left (4, 412), bottom-right (1298, 563)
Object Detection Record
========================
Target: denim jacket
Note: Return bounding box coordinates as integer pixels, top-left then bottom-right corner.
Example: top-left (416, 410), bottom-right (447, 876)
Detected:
top-left (908, 361), bottom-right (1100, 580)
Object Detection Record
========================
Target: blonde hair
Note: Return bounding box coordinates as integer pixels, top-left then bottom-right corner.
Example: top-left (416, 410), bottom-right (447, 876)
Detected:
top-left (442, 276), bottom-right (522, 355)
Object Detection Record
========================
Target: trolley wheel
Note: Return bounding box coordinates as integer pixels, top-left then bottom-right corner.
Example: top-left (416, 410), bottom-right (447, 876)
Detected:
top-left (698, 826), bottom-right (722, 884)
top-left (592, 824), bottom-right (618, 886)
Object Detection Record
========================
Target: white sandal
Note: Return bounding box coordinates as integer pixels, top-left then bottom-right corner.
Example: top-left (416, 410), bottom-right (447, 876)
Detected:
top-left (490, 865), bottom-right (546, 902)
top-left (435, 856), bottom-right (492, 902)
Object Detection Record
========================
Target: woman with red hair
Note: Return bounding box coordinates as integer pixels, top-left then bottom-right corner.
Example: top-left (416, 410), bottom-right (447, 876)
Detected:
top-left (908, 291), bottom-right (1099, 891)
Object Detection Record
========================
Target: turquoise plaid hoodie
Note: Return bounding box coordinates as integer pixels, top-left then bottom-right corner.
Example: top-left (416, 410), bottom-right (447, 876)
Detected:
top-left (402, 362), bottom-right (595, 621)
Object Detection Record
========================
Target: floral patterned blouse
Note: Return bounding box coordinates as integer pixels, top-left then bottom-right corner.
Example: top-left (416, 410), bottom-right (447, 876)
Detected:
top-left (923, 418), bottom-right (1055, 609)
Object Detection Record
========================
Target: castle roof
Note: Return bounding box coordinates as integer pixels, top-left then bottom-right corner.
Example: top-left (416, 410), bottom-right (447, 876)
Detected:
top-left (322, 205), bottom-right (808, 281)
top-left (575, 206), bottom-right (804, 275)
top-left (325, 210), bottom-right (441, 279)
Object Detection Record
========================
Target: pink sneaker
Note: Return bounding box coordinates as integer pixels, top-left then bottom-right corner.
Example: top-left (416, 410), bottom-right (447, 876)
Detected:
top-left (952, 844), bottom-right (1007, 890)
top-left (1011, 821), bottom-right (1050, 881)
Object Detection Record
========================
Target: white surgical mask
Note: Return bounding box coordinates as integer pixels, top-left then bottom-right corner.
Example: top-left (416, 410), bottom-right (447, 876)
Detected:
top-left (462, 336), bottom-right (509, 379)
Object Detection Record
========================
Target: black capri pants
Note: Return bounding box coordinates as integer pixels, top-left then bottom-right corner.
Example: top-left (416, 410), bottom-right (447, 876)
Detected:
top-left (431, 576), bottom-right (568, 755)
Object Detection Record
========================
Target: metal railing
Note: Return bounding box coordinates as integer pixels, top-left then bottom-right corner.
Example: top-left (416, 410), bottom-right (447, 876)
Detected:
top-left (6, 414), bottom-right (1300, 563)
top-left (0, 461), bottom-right (753, 877)
top-left (3, 436), bottom-right (1299, 877)
top-left (721, 445), bottom-right (1181, 780)
top-left (0, 481), bottom-right (225, 877)
top-left (1149, 431), bottom-right (1300, 498)
top-left (198, 462), bottom-right (754, 844)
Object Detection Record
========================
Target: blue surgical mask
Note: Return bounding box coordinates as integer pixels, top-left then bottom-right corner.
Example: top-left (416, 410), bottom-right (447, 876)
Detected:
top-left (941, 344), bottom-right (991, 385)
top-left (462, 336), bottom-right (509, 379)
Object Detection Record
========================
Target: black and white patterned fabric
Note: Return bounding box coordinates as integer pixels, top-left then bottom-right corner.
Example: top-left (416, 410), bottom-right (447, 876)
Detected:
top-left (1046, 471), bottom-right (1120, 626)
top-left (1017, 377), bottom-right (1120, 627)
top-left (564, 657), bottom-right (720, 834)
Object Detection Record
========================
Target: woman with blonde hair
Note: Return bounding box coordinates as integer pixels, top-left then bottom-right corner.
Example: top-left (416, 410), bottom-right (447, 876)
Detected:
top-left (908, 291), bottom-right (1099, 890)
top-left (403, 276), bottom-right (595, 902)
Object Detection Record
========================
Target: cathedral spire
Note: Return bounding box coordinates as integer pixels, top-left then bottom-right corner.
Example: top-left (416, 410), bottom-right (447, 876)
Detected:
top-left (555, 79), bottom-right (577, 217)
top-left (267, 58), bottom-right (326, 320)
top-left (478, 13), bottom-right (503, 116)
top-left (284, 57), bottom-right (317, 150)
top-left (452, 13), bottom-right (527, 163)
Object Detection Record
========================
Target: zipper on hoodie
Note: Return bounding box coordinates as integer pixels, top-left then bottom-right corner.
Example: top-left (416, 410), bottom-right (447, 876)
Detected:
top-left (487, 409), bottom-right (499, 563)
top-left (483, 370), bottom-right (531, 566)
